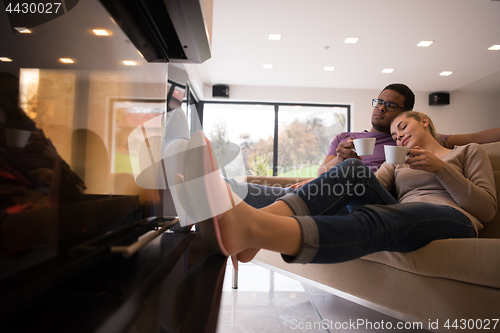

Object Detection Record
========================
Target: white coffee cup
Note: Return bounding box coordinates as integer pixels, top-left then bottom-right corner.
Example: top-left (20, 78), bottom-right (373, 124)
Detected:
top-left (353, 138), bottom-right (376, 156)
top-left (4, 128), bottom-right (31, 148)
top-left (384, 145), bottom-right (410, 164)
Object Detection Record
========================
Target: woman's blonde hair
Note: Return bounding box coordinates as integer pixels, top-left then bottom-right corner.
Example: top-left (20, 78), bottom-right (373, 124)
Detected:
top-left (393, 111), bottom-right (437, 139)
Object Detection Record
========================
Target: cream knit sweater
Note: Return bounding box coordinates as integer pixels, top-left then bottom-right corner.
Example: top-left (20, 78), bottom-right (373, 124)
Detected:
top-left (376, 143), bottom-right (497, 233)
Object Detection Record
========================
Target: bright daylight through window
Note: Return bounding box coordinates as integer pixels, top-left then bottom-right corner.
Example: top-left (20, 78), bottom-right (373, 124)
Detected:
top-left (203, 103), bottom-right (349, 177)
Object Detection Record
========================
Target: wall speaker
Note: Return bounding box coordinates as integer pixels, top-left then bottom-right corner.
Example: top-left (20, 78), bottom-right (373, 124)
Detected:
top-left (213, 85), bottom-right (229, 98)
top-left (429, 92), bottom-right (450, 105)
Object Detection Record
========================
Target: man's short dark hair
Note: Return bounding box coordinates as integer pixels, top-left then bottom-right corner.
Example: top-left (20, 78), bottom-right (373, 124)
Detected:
top-left (381, 83), bottom-right (415, 111)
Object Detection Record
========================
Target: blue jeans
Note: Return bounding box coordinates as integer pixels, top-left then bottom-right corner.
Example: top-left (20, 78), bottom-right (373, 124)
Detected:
top-left (226, 178), bottom-right (293, 208)
top-left (278, 159), bottom-right (476, 264)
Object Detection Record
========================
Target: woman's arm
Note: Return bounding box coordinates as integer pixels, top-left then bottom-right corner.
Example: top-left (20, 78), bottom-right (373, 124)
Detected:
top-left (374, 162), bottom-right (395, 192)
top-left (435, 144), bottom-right (497, 222)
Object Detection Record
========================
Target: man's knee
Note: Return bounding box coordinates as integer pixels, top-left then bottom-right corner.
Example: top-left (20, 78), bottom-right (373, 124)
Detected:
top-left (338, 158), bottom-right (369, 172)
top-left (345, 158), bottom-right (365, 167)
top-left (331, 159), bottom-right (373, 182)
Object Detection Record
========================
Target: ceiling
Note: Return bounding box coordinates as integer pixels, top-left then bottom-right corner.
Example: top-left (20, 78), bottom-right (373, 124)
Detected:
top-left (196, 0), bottom-right (500, 93)
top-left (0, 0), bottom-right (161, 81)
top-left (1, 0), bottom-right (499, 94)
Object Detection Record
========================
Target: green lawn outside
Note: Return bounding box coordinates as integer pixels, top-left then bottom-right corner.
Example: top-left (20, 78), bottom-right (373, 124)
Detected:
top-left (114, 153), bottom-right (137, 174)
top-left (113, 152), bottom-right (319, 178)
top-left (277, 165), bottom-right (319, 178)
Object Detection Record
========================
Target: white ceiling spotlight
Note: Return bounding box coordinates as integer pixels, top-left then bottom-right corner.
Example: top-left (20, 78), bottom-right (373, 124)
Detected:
top-left (268, 33), bottom-right (282, 41)
top-left (263, 64), bottom-right (274, 69)
top-left (382, 68), bottom-right (394, 74)
top-left (93, 29), bottom-right (109, 36)
top-left (0, 57), bottom-right (12, 62)
top-left (123, 60), bottom-right (137, 66)
top-left (324, 66), bottom-right (335, 71)
top-left (440, 71), bottom-right (453, 76)
top-left (345, 37), bottom-right (359, 44)
top-left (488, 45), bottom-right (500, 51)
top-left (417, 40), bottom-right (434, 47)
top-left (15, 27), bottom-right (31, 33)
top-left (59, 58), bottom-right (74, 64)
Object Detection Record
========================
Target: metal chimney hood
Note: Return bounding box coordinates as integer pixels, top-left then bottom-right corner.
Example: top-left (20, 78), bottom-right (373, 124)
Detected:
top-left (99, 0), bottom-right (211, 64)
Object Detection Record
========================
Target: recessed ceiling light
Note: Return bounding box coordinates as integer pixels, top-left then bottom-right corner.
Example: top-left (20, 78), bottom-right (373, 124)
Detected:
top-left (417, 40), bottom-right (434, 47)
top-left (345, 37), bottom-right (359, 44)
top-left (324, 66), bottom-right (335, 71)
top-left (268, 33), bottom-right (282, 41)
top-left (123, 60), bottom-right (136, 66)
top-left (440, 71), bottom-right (453, 76)
top-left (488, 45), bottom-right (500, 51)
top-left (15, 27), bottom-right (31, 33)
top-left (382, 68), bottom-right (394, 74)
top-left (0, 57), bottom-right (12, 62)
top-left (93, 29), bottom-right (109, 36)
top-left (59, 58), bottom-right (74, 64)
top-left (263, 64), bottom-right (273, 69)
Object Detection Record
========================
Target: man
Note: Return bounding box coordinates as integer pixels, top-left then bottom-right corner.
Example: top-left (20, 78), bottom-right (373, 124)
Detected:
top-left (229, 84), bottom-right (414, 205)
top-left (318, 83), bottom-right (417, 175)
top-left (294, 83), bottom-right (500, 187)
top-left (232, 83), bottom-right (500, 206)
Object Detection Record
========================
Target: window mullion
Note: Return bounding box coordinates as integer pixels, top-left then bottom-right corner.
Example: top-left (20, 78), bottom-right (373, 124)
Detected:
top-left (273, 104), bottom-right (279, 176)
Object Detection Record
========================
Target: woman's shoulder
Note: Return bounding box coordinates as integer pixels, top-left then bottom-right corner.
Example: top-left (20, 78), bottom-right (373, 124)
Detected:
top-left (453, 142), bottom-right (483, 152)
top-left (449, 142), bottom-right (489, 162)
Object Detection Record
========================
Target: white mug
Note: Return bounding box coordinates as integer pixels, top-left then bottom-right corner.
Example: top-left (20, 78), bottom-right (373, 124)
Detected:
top-left (4, 128), bottom-right (31, 148)
top-left (353, 138), bottom-right (376, 156)
top-left (384, 145), bottom-right (410, 164)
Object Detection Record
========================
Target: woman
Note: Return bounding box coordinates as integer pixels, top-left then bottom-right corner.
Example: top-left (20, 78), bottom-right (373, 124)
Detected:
top-left (177, 112), bottom-right (497, 265)
top-left (0, 72), bottom-right (59, 187)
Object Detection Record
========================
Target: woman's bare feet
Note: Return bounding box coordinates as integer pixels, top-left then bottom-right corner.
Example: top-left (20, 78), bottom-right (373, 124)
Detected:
top-left (217, 196), bottom-right (303, 263)
top-left (237, 248), bottom-right (261, 263)
top-left (180, 132), bottom-right (302, 263)
top-left (217, 199), bottom-right (261, 262)
top-left (231, 199), bottom-right (297, 262)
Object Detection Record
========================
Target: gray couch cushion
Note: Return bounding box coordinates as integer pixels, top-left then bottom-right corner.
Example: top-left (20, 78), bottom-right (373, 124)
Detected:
top-left (362, 238), bottom-right (500, 288)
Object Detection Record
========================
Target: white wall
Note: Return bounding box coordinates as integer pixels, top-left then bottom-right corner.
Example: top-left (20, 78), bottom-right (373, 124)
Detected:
top-left (185, 62), bottom-right (500, 135)
top-left (422, 90), bottom-right (500, 135)
top-left (200, 84), bottom-right (500, 136)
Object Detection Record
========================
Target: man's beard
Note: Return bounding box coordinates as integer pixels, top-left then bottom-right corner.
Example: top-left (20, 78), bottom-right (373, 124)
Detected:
top-left (371, 120), bottom-right (390, 133)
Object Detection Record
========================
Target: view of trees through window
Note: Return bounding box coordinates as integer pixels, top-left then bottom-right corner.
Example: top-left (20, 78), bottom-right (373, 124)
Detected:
top-left (277, 106), bottom-right (347, 177)
top-left (202, 103), bottom-right (348, 177)
top-left (110, 100), bottom-right (166, 173)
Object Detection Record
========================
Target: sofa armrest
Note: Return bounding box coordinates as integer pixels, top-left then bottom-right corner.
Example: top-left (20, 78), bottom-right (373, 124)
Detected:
top-left (236, 175), bottom-right (313, 188)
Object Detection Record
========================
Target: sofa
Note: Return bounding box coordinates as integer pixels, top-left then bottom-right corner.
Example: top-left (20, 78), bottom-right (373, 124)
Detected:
top-left (246, 142), bottom-right (500, 332)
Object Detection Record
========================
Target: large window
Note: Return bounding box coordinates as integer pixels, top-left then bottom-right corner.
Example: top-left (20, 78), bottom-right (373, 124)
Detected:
top-left (277, 105), bottom-right (347, 177)
top-left (202, 102), bottom-right (349, 177)
top-left (202, 103), bottom-right (275, 177)
top-left (109, 98), bottom-right (166, 173)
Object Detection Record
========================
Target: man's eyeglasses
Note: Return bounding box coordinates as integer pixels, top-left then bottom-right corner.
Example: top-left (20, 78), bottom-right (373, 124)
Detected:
top-left (372, 99), bottom-right (404, 112)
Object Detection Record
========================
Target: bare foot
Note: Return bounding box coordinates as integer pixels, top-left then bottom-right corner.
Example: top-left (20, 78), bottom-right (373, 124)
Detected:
top-left (237, 248), bottom-right (260, 263)
top-left (217, 199), bottom-right (261, 262)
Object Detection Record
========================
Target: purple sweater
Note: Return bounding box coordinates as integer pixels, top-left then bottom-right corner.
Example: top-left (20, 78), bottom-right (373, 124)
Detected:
top-left (327, 131), bottom-right (451, 171)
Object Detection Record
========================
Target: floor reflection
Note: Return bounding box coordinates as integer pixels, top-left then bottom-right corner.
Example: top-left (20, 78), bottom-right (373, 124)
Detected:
top-left (216, 262), bottom-right (326, 333)
top-left (216, 262), bottom-right (431, 333)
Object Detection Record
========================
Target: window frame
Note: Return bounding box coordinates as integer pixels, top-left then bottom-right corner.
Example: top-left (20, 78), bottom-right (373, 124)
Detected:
top-left (199, 100), bottom-right (351, 176)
